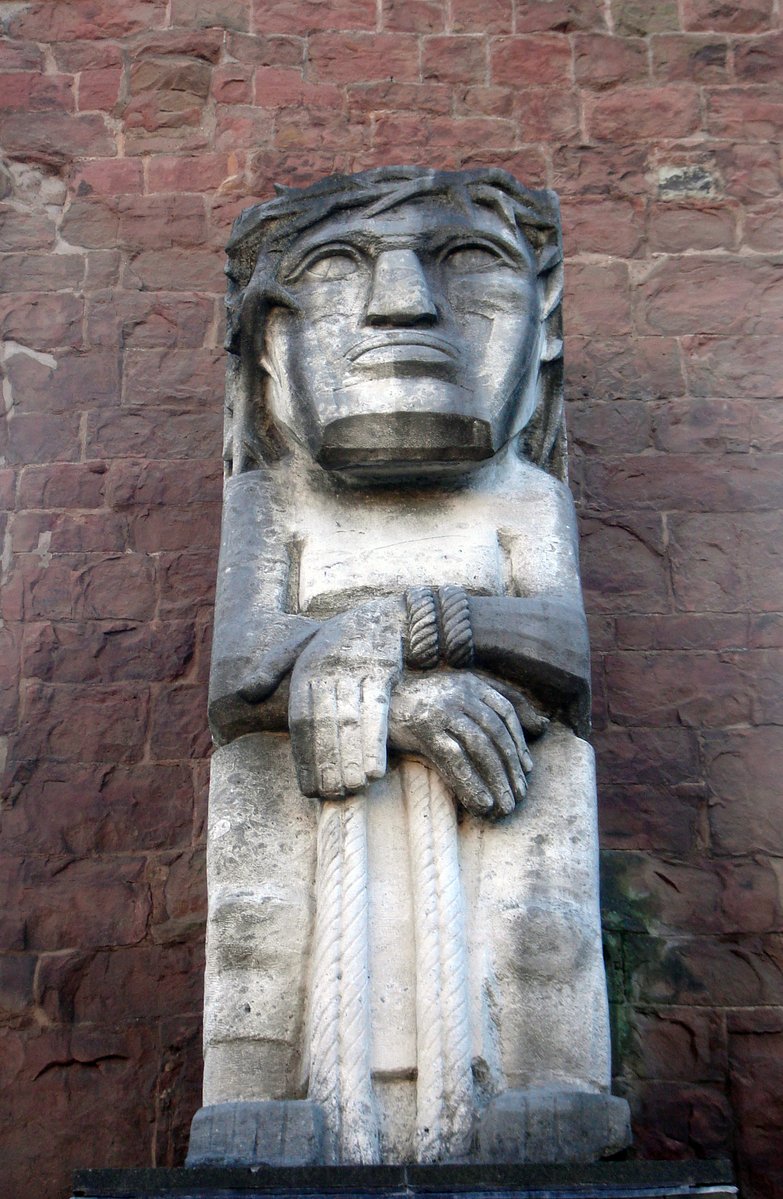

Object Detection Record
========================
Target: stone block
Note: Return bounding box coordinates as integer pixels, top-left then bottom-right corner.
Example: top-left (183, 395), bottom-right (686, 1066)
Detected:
top-left (477, 1090), bottom-right (631, 1163)
top-left (186, 1100), bottom-right (326, 1167)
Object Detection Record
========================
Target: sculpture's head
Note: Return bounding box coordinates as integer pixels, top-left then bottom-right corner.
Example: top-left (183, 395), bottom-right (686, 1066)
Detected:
top-left (226, 167), bottom-right (564, 483)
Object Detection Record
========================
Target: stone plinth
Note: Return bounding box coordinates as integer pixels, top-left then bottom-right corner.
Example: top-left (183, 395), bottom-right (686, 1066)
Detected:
top-left (72, 1160), bottom-right (735, 1199)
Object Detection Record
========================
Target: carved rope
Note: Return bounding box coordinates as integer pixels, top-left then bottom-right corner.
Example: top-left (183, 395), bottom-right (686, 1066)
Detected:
top-left (405, 586), bottom-right (440, 669)
top-left (438, 585), bottom-right (474, 668)
top-left (403, 759), bottom-right (474, 1162)
top-left (308, 797), bottom-right (380, 1164)
top-left (404, 585), bottom-right (474, 670)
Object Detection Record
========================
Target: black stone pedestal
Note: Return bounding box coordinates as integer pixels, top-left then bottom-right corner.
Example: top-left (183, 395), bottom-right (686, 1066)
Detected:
top-left (72, 1160), bottom-right (736, 1199)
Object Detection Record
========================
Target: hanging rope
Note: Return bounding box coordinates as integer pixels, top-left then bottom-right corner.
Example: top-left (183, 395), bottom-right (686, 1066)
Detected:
top-left (403, 759), bottom-right (474, 1161)
top-left (308, 796), bottom-right (380, 1164)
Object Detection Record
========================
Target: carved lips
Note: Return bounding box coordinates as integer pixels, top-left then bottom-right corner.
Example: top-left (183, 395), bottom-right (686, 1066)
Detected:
top-left (346, 331), bottom-right (461, 372)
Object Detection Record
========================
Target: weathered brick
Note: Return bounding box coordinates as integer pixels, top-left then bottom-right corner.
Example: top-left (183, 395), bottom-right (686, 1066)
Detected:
top-left (552, 144), bottom-right (648, 198)
top-left (0, 204), bottom-right (56, 251)
top-left (709, 85), bottom-right (783, 142)
top-left (254, 0), bottom-right (375, 32)
top-left (347, 80), bottom-right (451, 115)
top-left (150, 685), bottom-right (211, 759)
top-left (583, 452), bottom-right (783, 513)
top-left (0, 760), bottom-right (195, 855)
top-left (515, 0), bottom-right (604, 31)
top-left (605, 851), bottom-right (783, 936)
top-left (598, 784), bottom-right (700, 855)
top-left (729, 1029), bottom-right (783, 1199)
top-left (106, 458), bottom-right (223, 508)
top-left (561, 197), bottom-right (644, 256)
top-left (0, 1025), bottom-right (162, 1197)
top-left (566, 336), bottom-right (684, 402)
top-left (566, 262), bottom-right (632, 336)
top-left (78, 64), bottom-right (123, 111)
top-left (171, 0), bottom-right (250, 30)
top-left (0, 112), bottom-right (115, 166)
top-left (604, 648), bottom-right (778, 727)
top-left (491, 35), bottom-right (571, 85)
top-left (580, 514), bottom-right (668, 613)
top-left (682, 0), bottom-right (774, 32)
top-left (0, 293), bottom-right (83, 351)
top-left (648, 202), bottom-right (736, 252)
top-left (716, 142), bottom-right (781, 204)
top-left (513, 87), bottom-right (580, 141)
top-left (573, 33), bottom-right (647, 84)
top-left (705, 728), bottom-right (783, 856)
top-left (612, 0), bottom-right (680, 35)
top-left (0, 40), bottom-right (44, 71)
top-left (422, 35), bottom-right (487, 84)
top-left (61, 193), bottom-right (207, 250)
top-left (8, 1), bottom-right (167, 41)
top-left (158, 552), bottom-right (217, 619)
top-left (682, 335), bottom-right (783, 398)
top-left (86, 290), bottom-right (214, 350)
top-left (615, 613), bottom-right (749, 651)
top-left (5, 350), bottom-right (120, 414)
top-left (21, 552), bottom-right (157, 622)
top-left (18, 463), bottom-right (107, 510)
top-left (382, 0), bottom-right (445, 33)
top-left (87, 410), bottom-right (222, 460)
top-left (3, 413), bottom-right (82, 466)
top-left (22, 620), bottom-right (194, 685)
top-left (744, 200), bottom-right (783, 253)
top-left (451, 0), bottom-right (511, 31)
top-left (17, 682), bottom-right (150, 767)
top-left (225, 31), bottom-right (303, 66)
top-left (586, 85), bottom-right (701, 141)
top-left (0, 251), bottom-right (84, 293)
top-left (650, 398), bottom-right (753, 454)
top-left (306, 33), bottom-right (420, 84)
top-left (568, 399), bottom-right (651, 456)
top-left (11, 510), bottom-right (127, 554)
top-left (651, 33), bottom-right (730, 81)
top-left (124, 56), bottom-right (211, 134)
top-left (628, 1081), bottom-right (733, 1159)
top-left (37, 942), bottom-right (203, 1026)
top-left (0, 72), bottom-right (74, 113)
top-left (627, 934), bottom-right (783, 1008)
top-left (636, 256), bottom-right (783, 337)
top-left (122, 247), bottom-right (224, 293)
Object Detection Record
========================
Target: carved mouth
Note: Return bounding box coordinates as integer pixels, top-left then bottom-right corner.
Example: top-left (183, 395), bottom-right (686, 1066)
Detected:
top-left (346, 332), bottom-right (460, 367)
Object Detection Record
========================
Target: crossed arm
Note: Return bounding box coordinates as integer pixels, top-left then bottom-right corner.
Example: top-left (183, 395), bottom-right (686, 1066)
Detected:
top-left (209, 473), bottom-right (590, 820)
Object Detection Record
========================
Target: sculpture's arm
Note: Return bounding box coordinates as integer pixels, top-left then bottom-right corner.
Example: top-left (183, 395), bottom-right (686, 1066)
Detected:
top-left (208, 470), bottom-right (320, 745)
top-left (469, 594), bottom-right (591, 737)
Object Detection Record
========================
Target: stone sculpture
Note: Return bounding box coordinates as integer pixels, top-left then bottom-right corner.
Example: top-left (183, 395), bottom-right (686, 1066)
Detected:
top-left (187, 166), bottom-right (631, 1169)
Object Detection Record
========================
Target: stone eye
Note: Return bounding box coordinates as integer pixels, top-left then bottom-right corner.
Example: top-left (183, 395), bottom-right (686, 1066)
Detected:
top-left (443, 245), bottom-right (506, 272)
top-left (303, 252), bottom-right (358, 281)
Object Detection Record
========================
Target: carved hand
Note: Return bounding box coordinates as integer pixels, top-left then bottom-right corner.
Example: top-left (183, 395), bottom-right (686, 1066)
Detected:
top-left (388, 669), bottom-right (544, 819)
top-left (288, 597), bottom-right (405, 799)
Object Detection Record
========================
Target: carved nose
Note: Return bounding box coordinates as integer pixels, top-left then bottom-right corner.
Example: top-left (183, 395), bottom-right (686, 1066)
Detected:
top-left (365, 249), bottom-right (438, 326)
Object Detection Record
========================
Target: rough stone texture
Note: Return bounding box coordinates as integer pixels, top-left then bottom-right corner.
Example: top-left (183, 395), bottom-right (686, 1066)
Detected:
top-left (0, 3), bottom-right (779, 1198)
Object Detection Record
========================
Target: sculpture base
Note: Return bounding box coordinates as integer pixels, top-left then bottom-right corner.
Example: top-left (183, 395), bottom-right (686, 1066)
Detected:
top-left (72, 1160), bottom-right (736, 1199)
top-left (186, 1101), bottom-right (325, 1168)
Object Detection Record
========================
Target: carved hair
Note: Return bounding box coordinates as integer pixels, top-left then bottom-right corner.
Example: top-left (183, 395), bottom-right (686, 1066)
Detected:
top-left (224, 166), bottom-right (566, 479)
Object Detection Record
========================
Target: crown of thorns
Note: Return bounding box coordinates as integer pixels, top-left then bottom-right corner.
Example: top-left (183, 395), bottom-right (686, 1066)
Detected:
top-left (224, 166), bottom-right (563, 355)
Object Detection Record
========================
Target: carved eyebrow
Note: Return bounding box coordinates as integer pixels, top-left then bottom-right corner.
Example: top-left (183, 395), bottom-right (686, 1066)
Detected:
top-left (279, 224), bottom-right (528, 278)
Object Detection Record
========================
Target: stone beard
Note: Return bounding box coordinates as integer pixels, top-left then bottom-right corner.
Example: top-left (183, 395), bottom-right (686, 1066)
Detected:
top-left (188, 167), bottom-right (631, 1168)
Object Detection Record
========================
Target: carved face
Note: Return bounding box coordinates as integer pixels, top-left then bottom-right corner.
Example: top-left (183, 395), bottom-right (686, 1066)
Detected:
top-left (263, 197), bottom-right (541, 481)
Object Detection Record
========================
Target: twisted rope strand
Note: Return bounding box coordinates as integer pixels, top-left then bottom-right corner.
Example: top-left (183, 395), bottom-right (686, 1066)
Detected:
top-left (403, 759), bottom-right (474, 1161)
top-left (308, 797), bottom-right (380, 1164)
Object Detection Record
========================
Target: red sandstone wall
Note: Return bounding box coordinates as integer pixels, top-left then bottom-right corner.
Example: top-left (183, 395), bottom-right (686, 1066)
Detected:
top-left (0, 2), bottom-right (781, 1196)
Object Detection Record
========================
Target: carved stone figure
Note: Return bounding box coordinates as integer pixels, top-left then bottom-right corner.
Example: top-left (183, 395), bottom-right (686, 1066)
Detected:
top-left (187, 167), bottom-right (631, 1169)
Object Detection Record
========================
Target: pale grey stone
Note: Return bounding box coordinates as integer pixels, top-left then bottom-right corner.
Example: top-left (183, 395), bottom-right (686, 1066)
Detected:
top-left (191, 167), bottom-right (631, 1168)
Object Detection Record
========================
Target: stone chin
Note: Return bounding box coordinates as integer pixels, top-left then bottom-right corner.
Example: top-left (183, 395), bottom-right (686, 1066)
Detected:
top-left (265, 323), bottom-right (542, 486)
